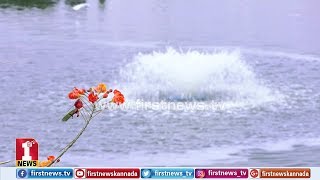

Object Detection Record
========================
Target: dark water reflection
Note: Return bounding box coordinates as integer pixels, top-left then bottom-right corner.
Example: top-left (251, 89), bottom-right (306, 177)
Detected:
top-left (0, 0), bottom-right (105, 10)
top-left (65, 0), bottom-right (86, 6)
top-left (0, 0), bottom-right (57, 9)
top-left (0, 0), bottom-right (100, 9)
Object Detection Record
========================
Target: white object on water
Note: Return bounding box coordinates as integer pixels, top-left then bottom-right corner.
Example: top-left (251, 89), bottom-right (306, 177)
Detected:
top-left (72, 3), bottom-right (89, 11)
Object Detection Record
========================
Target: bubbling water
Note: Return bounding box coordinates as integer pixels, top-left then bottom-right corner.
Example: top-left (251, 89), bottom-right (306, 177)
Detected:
top-left (119, 48), bottom-right (276, 105)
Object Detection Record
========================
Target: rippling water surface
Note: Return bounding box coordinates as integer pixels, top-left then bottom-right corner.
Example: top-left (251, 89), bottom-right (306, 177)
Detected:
top-left (0, 0), bottom-right (320, 166)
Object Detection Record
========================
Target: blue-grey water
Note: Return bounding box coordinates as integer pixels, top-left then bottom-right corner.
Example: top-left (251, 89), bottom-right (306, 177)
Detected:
top-left (0, 0), bottom-right (320, 167)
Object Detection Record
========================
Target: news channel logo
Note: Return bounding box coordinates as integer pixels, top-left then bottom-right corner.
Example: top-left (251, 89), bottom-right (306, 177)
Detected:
top-left (16, 138), bottom-right (39, 167)
top-left (16, 169), bottom-right (28, 179)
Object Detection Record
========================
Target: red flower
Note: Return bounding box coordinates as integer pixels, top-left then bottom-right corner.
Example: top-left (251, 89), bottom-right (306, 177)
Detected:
top-left (113, 89), bottom-right (121, 95)
top-left (88, 92), bottom-right (98, 103)
top-left (112, 90), bottom-right (125, 105)
top-left (47, 156), bottom-right (55, 161)
top-left (74, 99), bottom-right (83, 109)
top-left (75, 88), bottom-right (86, 95)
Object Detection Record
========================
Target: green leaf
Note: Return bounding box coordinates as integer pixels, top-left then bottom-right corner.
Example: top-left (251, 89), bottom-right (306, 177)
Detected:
top-left (62, 109), bottom-right (77, 122)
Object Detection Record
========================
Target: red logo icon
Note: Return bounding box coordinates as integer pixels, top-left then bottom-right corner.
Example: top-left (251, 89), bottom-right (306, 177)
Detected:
top-left (16, 138), bottom-right (39, 167)
top-left (74, 169), bottom-right (86, 179)
top-left (250, 169), bottom-right (259, 178)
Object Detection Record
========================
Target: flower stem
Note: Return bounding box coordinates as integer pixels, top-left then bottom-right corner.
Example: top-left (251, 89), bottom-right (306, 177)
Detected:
top-left (47, 105), bottom-right (96, 167)
top-left (0, 160), bottom-right (11, 165)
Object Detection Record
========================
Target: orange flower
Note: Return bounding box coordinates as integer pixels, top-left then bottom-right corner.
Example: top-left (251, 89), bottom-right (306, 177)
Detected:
top-left (88, 92), bottom-right (98, 103)
top-left (39, 156), bottom-right (60, 167)
top-left (112, 90), bottom-right (125, 105)
top-left (112, 94), bottom-right (125, 104)
top-left (39, 160), bottom-right (51, 167)
top-left (95, 83), bottom-right (107, 93)
top-left (68, 88), bottom-right (85, 99)
top-left (47, 155), bottom-right (55, 161)
top-left (38, 155), bottom-right (55, 167)
top-left (68, 92), bottom-right (80, 99)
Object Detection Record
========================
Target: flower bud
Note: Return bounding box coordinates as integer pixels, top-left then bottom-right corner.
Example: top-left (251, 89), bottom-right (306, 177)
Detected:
top-left (74, 99), bottom-right (83, 109)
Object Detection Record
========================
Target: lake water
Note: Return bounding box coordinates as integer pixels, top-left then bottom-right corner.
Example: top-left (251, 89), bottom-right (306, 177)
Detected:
top-left (0, 0), bottom-right (320, 167)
